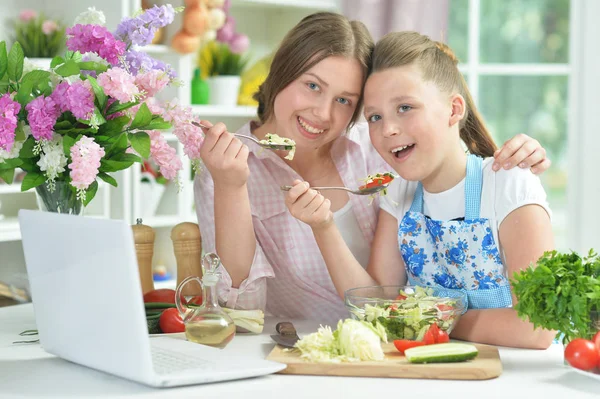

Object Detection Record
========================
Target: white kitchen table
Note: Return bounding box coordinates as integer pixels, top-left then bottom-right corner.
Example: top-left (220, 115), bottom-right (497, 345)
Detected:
top-left (0, 304), bottom-right (597, 399)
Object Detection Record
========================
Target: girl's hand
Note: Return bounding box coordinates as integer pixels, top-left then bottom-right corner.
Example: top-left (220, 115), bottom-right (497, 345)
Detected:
top-left (284, 180), bottom-right (333, 231)
top-left (493, 133), bottom-right (551, 175)
top-left (199, 120), bottom-right (249, 189)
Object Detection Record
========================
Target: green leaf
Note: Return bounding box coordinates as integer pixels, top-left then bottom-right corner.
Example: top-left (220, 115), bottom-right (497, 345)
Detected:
top-left (50, 56), bottom-right (65, 68)
top-left (0, 158), bottom-right (23, 170)
top-left (107, 101), bottom-right (137, 115)
top-left (14, 123), bottom-right (26, 142)
top-left (145, 118), bottom-right (172, 130)
top-left (16, 80), bottom-right (34, 105)
top-left (106, 133), bottom-right (128, 157)
top-left (99, 116), bottom-right (129, 137)
top-left (0, 168), bottom-right (14, 184)
top-left (7, 42), bottom-right (24, 82)
top-left (21, 70), bottom-right (51, 86)
top-left (128, 132), bottom-right (150, 159)
top-left (21, 172), bottom-right (46, 192)
top-left (19, 137), bottom-right (36, 158)
top-left (129, 103), bottom-right (152, 130)
top-left (115, 153), bottom-right (142, 163)
top-left (78, 61), bottom-right (108, 74)
top-left (86, 76), bottom-right (107, 111)
top-left (100, 159), bottom-right (134, 172)
top-left (63, 135), bottom-right (76, 157)
top-left (18, 159), bottom-right (37, 173)
top-left (0, 42), bottom-right (7, 80)
top-left (97, 172), bottom-right (118, 187)
top-left (55, 60), bottom-right (80, 77)
top-left (83, 181), bottom-right (98, 206)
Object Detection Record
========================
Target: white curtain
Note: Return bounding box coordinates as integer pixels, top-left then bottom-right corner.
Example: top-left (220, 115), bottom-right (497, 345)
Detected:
top-left (341, 0), bottom-right (450, 42)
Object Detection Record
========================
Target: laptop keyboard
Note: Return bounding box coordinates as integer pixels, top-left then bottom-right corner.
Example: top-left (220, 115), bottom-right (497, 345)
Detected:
top-left (151, 345), bottom-right (213, 375)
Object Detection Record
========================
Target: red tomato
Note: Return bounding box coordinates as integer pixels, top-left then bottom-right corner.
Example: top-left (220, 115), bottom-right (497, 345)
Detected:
top-left (159, 308), bottom-right (186, 333)
top-left (564, 339), bottom-right (599, 371)
top-left (436, 329), bottom-right (450, 343)
top-left (359, 174), bottom-right (394, 190)
top-left (423, 329), bottom-right (436, 345)
top-left (143, 289), bottom-right (177, 304)
top-left (395, 294), bottom-right (407, 300)
top-left (393, 339), bottom-right (426, 354)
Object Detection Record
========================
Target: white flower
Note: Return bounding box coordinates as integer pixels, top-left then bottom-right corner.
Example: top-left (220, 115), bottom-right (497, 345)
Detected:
top-left (37, 134), bottom-right (67, 181)
top-left (74, 7), bottom-right (106, 26)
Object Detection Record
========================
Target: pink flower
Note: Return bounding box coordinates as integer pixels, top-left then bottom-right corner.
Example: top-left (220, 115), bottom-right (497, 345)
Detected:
top-left (97, 67), bottom-right (139, 104)
top-left (162, 102), bottom-right (204, 161)
top-left (135, 70), bottom-right (170, 99)
top-left (25, 96), bottom-right (61, 141)
top-left (0, 94), bottom-right (22, 152)
top-left (66, 24), bottom-right (126, 65)
top-left (51, 81), bottom-right (95, 120)
top-left (19, 10), bottom-right (37, 22)
top-left (42, 20), bottom-right (58, 35)
top-left (148, 130), bottom-right (182, 180)
top-left (68, 136), bottom-right (105, 190)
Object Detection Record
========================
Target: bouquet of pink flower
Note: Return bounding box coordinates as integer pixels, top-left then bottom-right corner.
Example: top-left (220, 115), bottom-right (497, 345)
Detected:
top-left (0, 5), bottom-right (205, 208)
top-left (10, 9), bottom-right (66, 58)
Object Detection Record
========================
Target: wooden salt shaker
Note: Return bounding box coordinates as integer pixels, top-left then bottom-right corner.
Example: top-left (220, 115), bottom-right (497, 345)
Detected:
top-left (131, 218), bottom-right (155, 294)
top-left (171, 222), bottom-right (203, 296)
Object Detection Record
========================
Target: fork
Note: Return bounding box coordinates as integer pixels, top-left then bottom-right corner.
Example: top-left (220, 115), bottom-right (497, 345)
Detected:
top-left (191, 121), bottom-right (294, 151)
top-left (280, 184), bottom-right (389, 196)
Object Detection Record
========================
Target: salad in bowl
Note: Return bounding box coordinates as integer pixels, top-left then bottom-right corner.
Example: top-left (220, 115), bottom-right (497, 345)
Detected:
top-left (344, 285), bottom-right (467, 341)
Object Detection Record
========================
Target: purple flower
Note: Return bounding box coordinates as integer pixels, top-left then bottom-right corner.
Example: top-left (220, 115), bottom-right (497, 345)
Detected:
top-left (26, 96), bottom-right (61, 141)
top-left (121, 50), bottom-right (176, 79)
top-left (115, 5), bottom-right (175, 47)
top-left (0, 94), bottom-right (21, 152)
top-left (66, 24), bottom-right (126, 65)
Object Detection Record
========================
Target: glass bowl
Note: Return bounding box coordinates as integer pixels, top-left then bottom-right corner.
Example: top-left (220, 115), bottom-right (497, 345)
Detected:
top-left (344, 285), bottom-right (467, 341)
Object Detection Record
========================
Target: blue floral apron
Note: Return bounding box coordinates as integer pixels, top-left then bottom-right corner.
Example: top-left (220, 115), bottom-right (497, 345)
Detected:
top-left (398, 155), bottom-right (513, 310)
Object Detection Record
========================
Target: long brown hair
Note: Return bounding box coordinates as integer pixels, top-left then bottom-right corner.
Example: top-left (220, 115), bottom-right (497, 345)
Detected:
top-left (253, 12), bottom-right (373, 127)
top-left (370, 31), bottom-right (497, 157)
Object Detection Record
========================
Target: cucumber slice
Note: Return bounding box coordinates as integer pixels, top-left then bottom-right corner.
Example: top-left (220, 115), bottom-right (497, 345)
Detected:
top-left (405, 343), bottom-right (479, 363)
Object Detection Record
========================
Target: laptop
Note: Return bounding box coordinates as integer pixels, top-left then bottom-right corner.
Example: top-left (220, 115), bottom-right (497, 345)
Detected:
top-left (18, 209), bottom-right (286, 388)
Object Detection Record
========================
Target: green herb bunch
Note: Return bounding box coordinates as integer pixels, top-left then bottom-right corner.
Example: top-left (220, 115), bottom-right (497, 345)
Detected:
top-left (511, 250), bottom-right (600, 344)
top-left (10, 11), bottom-right (66, 58)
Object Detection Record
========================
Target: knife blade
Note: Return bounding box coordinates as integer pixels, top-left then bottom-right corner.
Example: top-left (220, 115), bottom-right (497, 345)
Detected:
top-left (270, 321), bottom-right (300, 348)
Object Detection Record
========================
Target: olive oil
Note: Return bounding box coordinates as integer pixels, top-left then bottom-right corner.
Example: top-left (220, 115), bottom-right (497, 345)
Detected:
top-left (185, 318), bottom-right (236, 349)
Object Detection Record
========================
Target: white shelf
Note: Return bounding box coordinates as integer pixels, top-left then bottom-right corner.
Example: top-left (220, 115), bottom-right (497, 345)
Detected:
top-left (234, 0), bottom-right (338, 11)
top-left (0, 184), bottom-right (23, 194)
top-left (190, 105), bottom-right (257, 118)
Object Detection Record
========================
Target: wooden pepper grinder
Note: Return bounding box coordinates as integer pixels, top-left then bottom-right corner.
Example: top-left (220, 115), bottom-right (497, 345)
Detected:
top-left (131, 218), bottom-right (155, 294)
top-left (171, 222), bottom-right (203, 296)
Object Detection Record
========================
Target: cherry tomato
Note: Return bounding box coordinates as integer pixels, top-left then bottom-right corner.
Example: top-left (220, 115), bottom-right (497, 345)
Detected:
top-left (423, 329), bottom-right (436, 345)
top-left (393, 339), bottom-right (426, 354)
top-left (564, 338), bottom-right (599, 371)
top-left (187, 296), bottom-right (203, 306)
top-left (159, 308), bottom-right (186, 333)
top-left (436, 329), bottom-right (450, 343)
top-left (395, 294), bottom-right (407, 300)
top-left (358, 174), bottom-right (394, 190)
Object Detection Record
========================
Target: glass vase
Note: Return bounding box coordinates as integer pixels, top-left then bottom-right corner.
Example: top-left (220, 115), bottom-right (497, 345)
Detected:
top-left (35, 181), bottom-right (84, 215)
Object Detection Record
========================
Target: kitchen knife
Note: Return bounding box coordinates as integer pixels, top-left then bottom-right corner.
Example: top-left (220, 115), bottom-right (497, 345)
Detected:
top-left (270, 322), bottom-right (300, 348)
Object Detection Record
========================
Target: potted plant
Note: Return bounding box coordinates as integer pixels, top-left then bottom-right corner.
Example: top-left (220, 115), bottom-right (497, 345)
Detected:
top-left (0, 5), bottom-right (207, 214)
top-left (9, 10), bottom-right (66, 69)
top-left (511, 250), bottom-right (600, 345)
top-left (198, 0), bottom-right (249, 106)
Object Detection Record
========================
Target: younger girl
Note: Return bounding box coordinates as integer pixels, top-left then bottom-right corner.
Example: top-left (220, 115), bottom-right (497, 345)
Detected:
top-left (285, 31), bottom-right (555, 348)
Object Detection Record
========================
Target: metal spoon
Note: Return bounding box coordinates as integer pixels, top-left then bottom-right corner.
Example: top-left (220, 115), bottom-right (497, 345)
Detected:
top-left (280, 184), bottom-right (390, 196)
top-left (191, 121), bottom-right (295, 151)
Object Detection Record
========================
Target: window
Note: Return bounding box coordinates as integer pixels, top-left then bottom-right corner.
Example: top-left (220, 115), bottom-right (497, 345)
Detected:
top-left (448, 0), bottom-right (571, 249)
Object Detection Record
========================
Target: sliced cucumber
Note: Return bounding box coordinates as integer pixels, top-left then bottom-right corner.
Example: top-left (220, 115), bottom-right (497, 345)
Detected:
top-left (405, 343), bottom-right (479, 363)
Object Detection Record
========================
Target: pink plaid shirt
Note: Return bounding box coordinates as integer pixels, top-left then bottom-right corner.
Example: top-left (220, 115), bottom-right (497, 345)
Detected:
top-left (194, 121), bottom-right (388, 324)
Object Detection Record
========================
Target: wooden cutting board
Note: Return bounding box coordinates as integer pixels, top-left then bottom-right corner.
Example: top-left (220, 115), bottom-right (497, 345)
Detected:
top-left (266, 342), bottom-right (502, 380)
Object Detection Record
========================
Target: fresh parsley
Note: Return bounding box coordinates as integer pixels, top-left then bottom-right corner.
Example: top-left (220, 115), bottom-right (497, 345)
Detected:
top-left (511, 249), bottom-right (600, 344)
